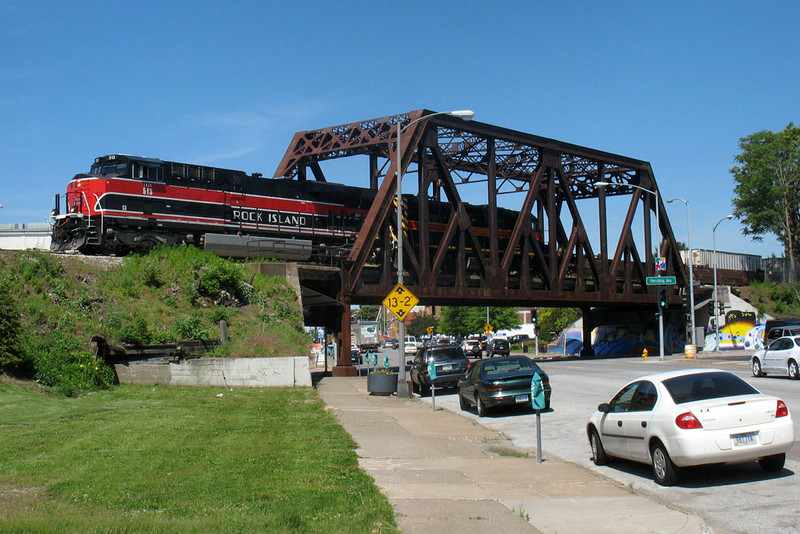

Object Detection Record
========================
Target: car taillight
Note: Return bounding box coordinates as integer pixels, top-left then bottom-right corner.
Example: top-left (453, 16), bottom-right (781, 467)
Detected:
top-left (776, 400), bottom-right (789, 418)
top-left (675, 412), bottom-right (703, 429)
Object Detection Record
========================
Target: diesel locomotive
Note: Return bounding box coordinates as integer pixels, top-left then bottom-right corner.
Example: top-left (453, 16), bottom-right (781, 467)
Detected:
top-left (51, 154), bottom-right (378, 258)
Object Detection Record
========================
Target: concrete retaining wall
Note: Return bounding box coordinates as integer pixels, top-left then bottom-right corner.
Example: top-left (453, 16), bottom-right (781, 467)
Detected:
top-left (114, 356), bottom-right (312, 387)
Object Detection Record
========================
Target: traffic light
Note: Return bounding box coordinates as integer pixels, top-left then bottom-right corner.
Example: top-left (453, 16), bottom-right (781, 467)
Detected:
top-left (657, 288), bottom-right (668, 312)
top-left (531, 308), bottom-right (538, 324)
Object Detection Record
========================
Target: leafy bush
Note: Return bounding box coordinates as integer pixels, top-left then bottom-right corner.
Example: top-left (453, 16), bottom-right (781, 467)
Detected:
top-left (0, 278), bottom-right (23, 372)
top-left (172, 314), bottom-right (210, 341)
top-left (33, 349), bottom-right (116, 396)
top-left (119, 315), bottom-right (152, 345)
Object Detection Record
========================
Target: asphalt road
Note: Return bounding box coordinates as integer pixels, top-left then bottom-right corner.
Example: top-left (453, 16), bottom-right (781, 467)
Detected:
top-left (418, 354), bottom-right (800, 534)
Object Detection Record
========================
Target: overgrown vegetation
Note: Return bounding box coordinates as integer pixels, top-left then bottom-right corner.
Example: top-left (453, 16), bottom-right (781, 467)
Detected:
top-left (0, 246), bottom-right (309, 395)
top-left (0, 381), bottom-right (397, 532)
top-left (738, 280), bottom-right (800, 318)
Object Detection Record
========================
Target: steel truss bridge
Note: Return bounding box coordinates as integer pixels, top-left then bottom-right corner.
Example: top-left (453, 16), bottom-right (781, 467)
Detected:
top-left (275, 110), bottom-right (688, 371)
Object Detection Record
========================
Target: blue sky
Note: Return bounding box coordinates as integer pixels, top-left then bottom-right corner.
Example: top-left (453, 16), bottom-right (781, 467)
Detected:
top-left (1, 1), bottom-right (797, 258)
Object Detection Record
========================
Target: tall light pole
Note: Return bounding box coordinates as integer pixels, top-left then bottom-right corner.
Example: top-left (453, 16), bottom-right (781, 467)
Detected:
top-left (667, 198), bottom-right (696, 348)
top-left (713, 215), bottom-right (734, 352)
top-left (597, 181), bottom-right (664, 359)
top-left (395, 110), bottom-right (474, 396)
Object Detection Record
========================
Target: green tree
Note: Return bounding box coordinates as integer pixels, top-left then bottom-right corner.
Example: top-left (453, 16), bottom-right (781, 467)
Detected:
top-left (407, 312), bottom-right (438, 337)
top-left (438, 306), bottom-right (472, 337)
top-left (355, 305), bottom-right (381, 322)
top-left (537, 307), bottom-right (581, 347)
top-left (731, 123), bottom-right (800, 279)
top-left (437, 306), bottom-right (519, 336)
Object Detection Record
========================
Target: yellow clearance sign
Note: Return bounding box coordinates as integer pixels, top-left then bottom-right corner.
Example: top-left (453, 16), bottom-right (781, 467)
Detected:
top-left (383, 284), bottom-right (420, 321)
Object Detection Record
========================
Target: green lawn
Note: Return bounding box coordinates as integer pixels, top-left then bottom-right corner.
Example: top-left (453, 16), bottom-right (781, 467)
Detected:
top-left (0, 381), bottom-right (396, 533)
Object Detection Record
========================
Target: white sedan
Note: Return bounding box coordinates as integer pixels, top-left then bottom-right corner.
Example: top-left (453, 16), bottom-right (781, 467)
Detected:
top-left (752, 336), bottom-right (800, 379)
top-left (586, 368), bottom-right (795, 486)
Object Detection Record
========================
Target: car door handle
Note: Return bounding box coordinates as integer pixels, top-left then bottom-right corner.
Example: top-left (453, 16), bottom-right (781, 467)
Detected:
top-left (617, 421), bottom-right (623, 427)
top-left (641, 421), bottom-right (647, 428)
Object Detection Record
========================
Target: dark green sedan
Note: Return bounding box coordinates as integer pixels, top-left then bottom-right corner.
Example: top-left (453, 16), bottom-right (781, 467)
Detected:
top-left (458, 356), bottom-right (551, 416)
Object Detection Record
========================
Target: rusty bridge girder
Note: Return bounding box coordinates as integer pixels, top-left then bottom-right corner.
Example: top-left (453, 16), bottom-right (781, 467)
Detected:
top-left (276, 110), bottom-right (688, 311)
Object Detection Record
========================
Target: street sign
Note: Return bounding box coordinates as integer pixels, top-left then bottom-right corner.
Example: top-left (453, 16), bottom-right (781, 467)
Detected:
top-left (655, 257), bottom-right (667, 271)
top-left (426, 326), bottom-right (433, 335)
top-left (484, 323), bottom-right (493, 332)
top-left (646, 276), bottom-right (676, 285)
top-left (382, 283), bottom-right (420, 321)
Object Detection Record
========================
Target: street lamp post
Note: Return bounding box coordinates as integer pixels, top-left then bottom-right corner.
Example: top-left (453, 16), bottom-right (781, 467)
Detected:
top-left (667, 198), bottom-right (696, 348)
top-left (395, 110), bottom-right (474, 396)
top-left (713, 215), bottom-right (734, 352)
top-left (597, 181), bottom-right (664, 359)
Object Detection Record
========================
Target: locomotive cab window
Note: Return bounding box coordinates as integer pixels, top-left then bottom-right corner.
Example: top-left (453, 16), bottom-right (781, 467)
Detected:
top-left (92, 162), bottom-right (129, 177)
top-left (132, 163), bottom-right (164, 182)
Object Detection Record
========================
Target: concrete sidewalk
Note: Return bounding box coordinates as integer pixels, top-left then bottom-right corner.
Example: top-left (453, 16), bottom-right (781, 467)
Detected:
top-left (317, 376), bottom-right (710, 534)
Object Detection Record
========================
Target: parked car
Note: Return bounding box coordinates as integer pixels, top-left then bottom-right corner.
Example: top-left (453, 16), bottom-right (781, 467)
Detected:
top-left (404, 336), bottom-right (420, 355)
top-left (350, 343), bottom-right (362, 365)
top-left (586, 368), bottom-right (794, 486)
top-left (752, 336), bottom-right (800, 379)
top-left (764, 324), bottom-right (800, 345)
top-left (383, 338), bottom-right (399, 349)
top-left (486, 338), bottom-right (510, 358)
top-left (461, 339), bottom-right (482, 358)
top-left (458, 356), bottom-right (551, 416)
top-left (410, 344), bottom-right (469, 395)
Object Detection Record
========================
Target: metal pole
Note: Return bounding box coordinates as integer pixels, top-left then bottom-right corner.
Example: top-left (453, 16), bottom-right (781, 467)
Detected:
top-left (668, 198), bottom-right (696, 348)
top-left (655, 189), bottom-right (665, 361)
top-left (393, 111), bottom-right (474, 396)
top-left (536, 411), bottom-right (543, 464)
top-left (396, 120), bottom-right (407, 394)
top-left (713, 226), bottom-right (719, 353)
top-left (712, 215), bottom-right (733, 352)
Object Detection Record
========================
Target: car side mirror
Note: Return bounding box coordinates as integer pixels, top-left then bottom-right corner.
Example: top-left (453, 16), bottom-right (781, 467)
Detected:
top-left (597, 403), bottom-right (611, 413)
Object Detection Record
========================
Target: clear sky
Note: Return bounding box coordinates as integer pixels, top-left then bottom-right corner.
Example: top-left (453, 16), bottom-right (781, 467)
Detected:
top-left (1, 1), bottom-right (797, 258)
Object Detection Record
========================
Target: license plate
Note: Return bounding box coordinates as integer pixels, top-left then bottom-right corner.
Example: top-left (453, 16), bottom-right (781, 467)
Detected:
top-left (442, 365), bottom-right (453, 372)
top-left (515, 394), bottom-right (529, 403)
top-left (731, 431), bottom-right (758, 448)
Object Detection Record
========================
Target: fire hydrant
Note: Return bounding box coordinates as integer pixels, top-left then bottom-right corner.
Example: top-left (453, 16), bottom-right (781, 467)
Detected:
top-left (642, 348), bottom-right (649, 361)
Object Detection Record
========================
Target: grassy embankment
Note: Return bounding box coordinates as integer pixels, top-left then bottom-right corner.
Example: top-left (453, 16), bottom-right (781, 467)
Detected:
top-left (0, 246), bottom-right (311, 395)
top-left (0, 380), bottom-right (397, 533)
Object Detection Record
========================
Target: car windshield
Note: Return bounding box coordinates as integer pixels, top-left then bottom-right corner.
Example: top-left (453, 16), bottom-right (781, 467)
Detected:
top-left (428, 347), bottom-right (464, 362)
top-left (662, 372), bottom-right (759, 404)
top-left (494, 340), bottom-right (508, 348)
top-left (482, 358), bottom-right (540, 378)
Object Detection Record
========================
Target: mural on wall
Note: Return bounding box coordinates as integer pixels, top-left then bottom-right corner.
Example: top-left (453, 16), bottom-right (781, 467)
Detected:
top-left (548, 322), bottom-right (685, 356)
top-left (704, 311), bottom-right (764, 351)
top-left (547, 309), bottom-right (766, 356)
